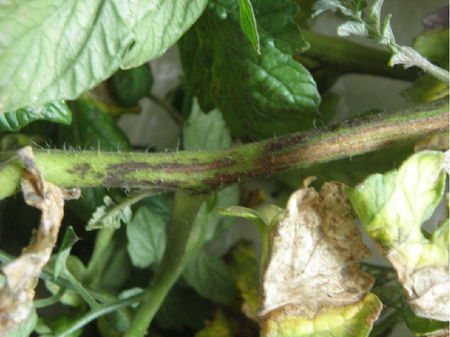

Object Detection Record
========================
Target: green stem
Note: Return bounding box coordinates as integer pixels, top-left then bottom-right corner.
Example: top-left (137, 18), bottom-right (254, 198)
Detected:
top-left (33, 287), bottom-right (66, 308)
top-left (0, 98), bottom-right (447, 199)
top-left (56, 292), bottom-right (146, 337)
top-left (124, 192), bottom-right (208, 337)
top-left (63, 268), bottom-right (99, 309)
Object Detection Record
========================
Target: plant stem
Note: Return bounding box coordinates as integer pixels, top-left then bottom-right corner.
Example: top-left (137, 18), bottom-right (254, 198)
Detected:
top-left (56, 292), bottom-right (146, 337)
top-left (0, 98), bottom-right (447, 199)
top-left (124, 192), bottom-right (208, 337)
top-left (148, 92), bottom-right (183, 124)
top-left (63, 268), bottom-right (99, 309)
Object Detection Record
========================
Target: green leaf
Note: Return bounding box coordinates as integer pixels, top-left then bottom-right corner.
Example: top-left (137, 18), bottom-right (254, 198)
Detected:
top-left (87, 196), bottom-right (132, 230)
top-left (58, 93), bottom-right (131, 151)
top-left (337, 21), bottom-right (369, 37)
top-left (183, 250), bottom-right (235, 304)
top-left (183, 100), bottom-right (239, 245)
top-left (6, 308), bottom-right (37, 337)
top-left (0, 101), bottom-right (72, 132)
top-left (126, 206), bottom-right (167, 268)
top-left (155, 284), bottom-right (214, 332)
top-left (85, 226), bottom-right (132, 292)
top-left (347, 151), bottom-right (446, 247)
top-left (352, 0), bottom-right (367, 12)
top-left (113, 63), bottom-right (153, 107)
top-left (347, 151), bottom-right (448, 321)
top-left (380, 13), bottom-right (395, 44)
top-left (183, 99), bottom-right (232, 151)
top-left (413, 29), bottom-right (449, 69)
top-left (45, 256), bottom-right (87, 307)
top-left (312, 0), bottom-right (353, 17)
top-left (134, 194), bottom-right (170, 223)
top-left (218, 205), bottom-right (284, 268)
top-left (86, 189), bottom-right (164, 231)
top-left (239, 0), bottom-right (261, 54)
top-left (0, 0), bottom-right (208, 113)
top-left (54, 227), bottom-right (79, 281)
top-left (367, 0), bottom-right (383, 28)
top-left (36, 309), bottom-right (84, 337)
top-left (179, 0), bottom-right (321, 140)
top-left (401, 74), bottom-right (449, 103)
top-left (401, 29), bottom-right (449, 103)
top-left (98, 288), bottom-right (140, 335)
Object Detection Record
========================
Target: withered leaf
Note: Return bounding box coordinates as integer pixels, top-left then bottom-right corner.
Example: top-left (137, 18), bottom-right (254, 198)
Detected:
top-left (260, 180), bottom-right (375, 318)
top-left (347, 151), bottom-right (449, 322)
top-left (0, 147), bottom-right (80, 335)
top-left (259, 179), bottom-right (381, 336)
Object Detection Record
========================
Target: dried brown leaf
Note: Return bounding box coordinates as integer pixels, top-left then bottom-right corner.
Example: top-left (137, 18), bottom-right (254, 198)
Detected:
top-left (259, 179), bottom-right (375, 320)
top-left (0, 146), bottom-right (80, 335)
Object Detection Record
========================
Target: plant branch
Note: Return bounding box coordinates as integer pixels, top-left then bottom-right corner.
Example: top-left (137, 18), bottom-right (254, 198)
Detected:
top-left (56, 292), bottom-right (145, 337)
top-left (148, 92), bottom-right (183, 124)
top-left (0, 98), bottom-right (447, 198)
top-left (124, 192), bottom-right (208, 337)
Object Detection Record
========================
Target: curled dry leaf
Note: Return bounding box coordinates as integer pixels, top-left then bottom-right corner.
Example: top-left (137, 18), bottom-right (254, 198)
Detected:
top-left (259, 178), bottom-right (381, 336)
top-left (0, 146), bottom-right (80, 335)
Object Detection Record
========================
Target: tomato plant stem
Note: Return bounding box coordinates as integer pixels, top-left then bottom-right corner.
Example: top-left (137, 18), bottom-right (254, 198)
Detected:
top-left (0, 97), bottom-right (447, 199)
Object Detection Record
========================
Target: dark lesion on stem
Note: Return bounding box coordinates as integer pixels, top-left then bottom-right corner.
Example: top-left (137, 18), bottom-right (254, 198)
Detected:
top-left (0, 98), bottom-right (447, 198)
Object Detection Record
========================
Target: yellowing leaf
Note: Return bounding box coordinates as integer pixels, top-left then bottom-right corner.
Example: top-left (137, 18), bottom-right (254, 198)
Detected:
top-left (415, 132), bottom-right (449, 152)
top-left (226, 240), bottom-right (260, 321)
top-left (347, 151), bottom-right (449, 322)
top-left (261, 293), bottom-right (381, 337)
top-left (258, 179), bottom-right (381, 336)
top-left (195, 308), bottom-right (234, 337)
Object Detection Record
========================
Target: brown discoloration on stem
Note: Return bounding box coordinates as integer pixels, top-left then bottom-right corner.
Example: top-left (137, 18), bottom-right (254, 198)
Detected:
top-left (0, 98), bottom-right (447, 198)
top-left (67, 163), bottom-right (91, 176)
top-left (202, 107), bottom-right (449, 187)
top-left (106, 157), bottom-right (237, 174)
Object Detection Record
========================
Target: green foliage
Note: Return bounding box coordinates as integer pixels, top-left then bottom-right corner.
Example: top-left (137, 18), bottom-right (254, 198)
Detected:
top-left (113, 64), bottom-right (154, 107)
top-left (154, 285), bottom-right (215, 332)
top-left (347, 151), bottom-right (446, 248)
top-left (313, 0), bottom-right (450, 82)
top-left (59, 93), bottom-right (131, 151)
top-left (239, 0), bottom-right (261, 54)
top-left (0, 101), bottom-right (71, 132)
top-left (87, 196), bottom-right (132, 230)
top-left (0, 1), bottom-right (447, 337)
top-left (0, 0), bottom-right (208, 113)
top-left (54, 227), bottom-right (80, 280)
top-left (179, 0), bottom-right (320, 139)
top-left (180, 101), bottom-right (238, 303)
top-left (348, 151), bottom-right (449, 322)
top-left (183, 251), bottom-right (235, 304)
top-left (126, 206), bottom-right (167, 268)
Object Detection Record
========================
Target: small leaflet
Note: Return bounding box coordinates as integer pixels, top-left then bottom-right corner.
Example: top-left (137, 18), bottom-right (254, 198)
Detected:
top-left (0, 147), bottom-right (80, 335)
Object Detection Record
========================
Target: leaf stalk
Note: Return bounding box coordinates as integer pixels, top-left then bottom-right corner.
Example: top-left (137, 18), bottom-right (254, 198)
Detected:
top-left (124, 192), bottom-right (208, 337)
